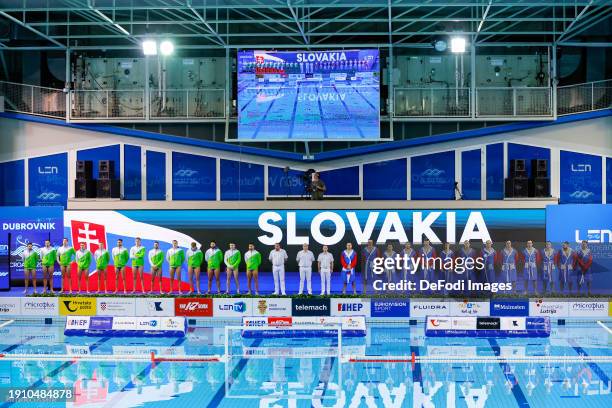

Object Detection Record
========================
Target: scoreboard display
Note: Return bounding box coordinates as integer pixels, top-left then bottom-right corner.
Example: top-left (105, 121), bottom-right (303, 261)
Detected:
top-left (237, 49), bottom-right (380, 141)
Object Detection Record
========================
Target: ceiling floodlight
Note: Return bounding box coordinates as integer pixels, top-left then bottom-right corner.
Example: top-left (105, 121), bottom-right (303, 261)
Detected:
top-left (450, 37), bottom-right (466, 53)
top-left (142, 40), bottom-right (157, 56)
top-left (160, 40), bottom-right (174, 56)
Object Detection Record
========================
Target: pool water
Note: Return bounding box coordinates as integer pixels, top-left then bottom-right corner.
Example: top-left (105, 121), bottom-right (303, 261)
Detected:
top-left (0, 319), bottom-right (610, 407)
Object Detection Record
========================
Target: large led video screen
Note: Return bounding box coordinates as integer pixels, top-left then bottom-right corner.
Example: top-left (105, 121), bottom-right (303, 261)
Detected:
top-left (237, 49), bottom-right (380, 140)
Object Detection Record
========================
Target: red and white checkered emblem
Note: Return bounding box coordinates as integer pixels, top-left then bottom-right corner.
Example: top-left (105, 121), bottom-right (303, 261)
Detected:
top-left (71, 220), bottom-right (107, 252)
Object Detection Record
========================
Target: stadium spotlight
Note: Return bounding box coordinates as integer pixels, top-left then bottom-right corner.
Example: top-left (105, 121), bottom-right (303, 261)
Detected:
top-left (450, 37), bottom-right (466, 53)
top-left (142, 40), bottom-right (157, 56)
top-left (160, 40), bottom-right (174, 56)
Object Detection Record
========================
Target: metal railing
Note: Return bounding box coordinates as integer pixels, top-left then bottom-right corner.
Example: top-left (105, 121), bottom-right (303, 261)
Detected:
top-left (149, 88), bottom-right (225, 119)
top-left (558, 79), bottom-right (612, 115)
top-left (394, 87), bottom-right (470, 117)
top-left (475, 87), bottom-right (552, 117)
top-left (0, 80), bottom-right (65, 119)
top-left (69, 89), bottom-right (145, 120)
top-left (0, 80), bottom-right (609, 122)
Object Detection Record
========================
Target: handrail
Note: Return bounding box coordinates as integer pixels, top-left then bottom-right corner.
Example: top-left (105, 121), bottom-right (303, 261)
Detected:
top-left (0, 79), bottom-right (609, 122)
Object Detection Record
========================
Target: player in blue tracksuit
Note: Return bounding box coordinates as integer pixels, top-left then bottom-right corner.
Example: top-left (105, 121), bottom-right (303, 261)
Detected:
top-left (361, 240), bottom-right (380, 294)
top-left (541, 241), bottom-right (557, 294)
top-left (501, 241), bottom-right (519, 293)
top-left (556, 241), bottom-right (576, 294)
top-left (481, 240), bottom-right (497, 283)
top-left (576, 240), bottom-right (593, 296)
top-left (522, 241), bottom-right (541, 295)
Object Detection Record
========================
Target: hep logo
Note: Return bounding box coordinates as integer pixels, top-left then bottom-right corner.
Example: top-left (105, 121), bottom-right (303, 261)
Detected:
top-left (71, 220), bottom-right (106, 253)
top-left (338, 303), bottom-right (363, 312)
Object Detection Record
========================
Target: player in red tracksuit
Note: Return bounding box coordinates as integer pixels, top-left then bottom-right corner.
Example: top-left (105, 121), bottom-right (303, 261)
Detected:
top-left (341, 242), bottom-right (358, 295)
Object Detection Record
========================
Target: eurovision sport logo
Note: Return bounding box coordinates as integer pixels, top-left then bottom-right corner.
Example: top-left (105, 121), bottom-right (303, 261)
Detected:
top-left (370, 299), bottom-right (410, 318)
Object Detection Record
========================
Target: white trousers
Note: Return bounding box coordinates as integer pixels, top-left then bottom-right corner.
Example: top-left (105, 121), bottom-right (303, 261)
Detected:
top-left (272, 265), bottom-right (286, 295)
top-left (320, 269), bottom-right (331, 295)
top-left (299, 266), bottom-right (312, 294)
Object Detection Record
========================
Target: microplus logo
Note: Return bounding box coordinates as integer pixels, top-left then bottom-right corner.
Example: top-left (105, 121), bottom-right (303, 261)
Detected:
top-left (2, 222), bottom-right (56, 231)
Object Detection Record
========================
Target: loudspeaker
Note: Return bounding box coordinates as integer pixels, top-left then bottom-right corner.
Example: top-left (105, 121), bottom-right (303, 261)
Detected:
top-left (98, 160), bottom-right (115, 180)
top-left (96, 179), bottom-right (120, 199)
top-left (76, 160), bottom-right (93, 180)
top-left (531, 159), bottom-right (548, 178)
top-left (75, 179), bottom-right (96, 198)
top-left (510, 159), bottom-right (527, 178)
top-left (529, 177), bottom-right (550, 197)
top-left (505, 177), bottom-right (529, 198)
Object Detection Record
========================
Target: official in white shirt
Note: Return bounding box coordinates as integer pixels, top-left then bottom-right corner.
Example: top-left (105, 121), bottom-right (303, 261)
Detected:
top-left (317, 245), bottom-right (334, 296)
top-left (268, 243), bottom-right (288, 295)
top-left (296, 243), bottom-right (315, 295)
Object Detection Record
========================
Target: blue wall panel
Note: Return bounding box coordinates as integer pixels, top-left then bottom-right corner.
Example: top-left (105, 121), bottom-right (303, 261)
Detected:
top-left (607, 157), bottom-right (612, 204)
top-left (123, 145), bottom-right (142, 200)
top-left (486, 143), bottom-right (504, 200)
top-left (363, 158), bottom-right (407, 200)
top-left (461, 149), bottom-right (481, 200)
top-left (0, 160), bottom-right (25, 206)
top-left (220, 160), bottom-right (264, 200)
top-left (411, 151), bottom-right (455, 200)
top-left (76, 144), bottom-right (121, 179)
top-left (560, 150), bottom-right (602, 204)
top-left (507, 143), bottom-right (550, 178)
top-left (172, 152), bottom-right (216, 200)
top-left (28, 153), bottom-right (68, 208)
top-left (318, 167), bottom-right (359, 196)
top-left (146, 151), bottom-right (166, 200)
top-left (268, 167), bottom-right (305, 196)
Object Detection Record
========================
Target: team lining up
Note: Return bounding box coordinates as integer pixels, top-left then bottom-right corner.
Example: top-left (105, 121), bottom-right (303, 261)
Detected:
top-left (18, 237), bottom-right (594, 296)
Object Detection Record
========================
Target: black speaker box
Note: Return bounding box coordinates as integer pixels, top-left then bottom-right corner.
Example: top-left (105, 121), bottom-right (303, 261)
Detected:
top-left (529, 177), bottom-right (550, 197)
top-left (96, 179), bottom-right (120, 198)
top-left (76, 160), bottom-right (93, 180)
top-left (505, 177), bottom-right (529, 198)
top-left (531, 159), bottom-right (548, 178)
top-left (510, 159), bottom-right (527, 178)
top-left (98, 160), bottom-right (115, 180)
top-left (75, 179), bottom-right (96, 198)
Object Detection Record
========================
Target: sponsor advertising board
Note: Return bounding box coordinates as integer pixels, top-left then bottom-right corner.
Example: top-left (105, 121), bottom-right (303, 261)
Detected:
top-left (252, 298), bottom-right (292, 316)
top-left (0, 297), bottom-right (21, 315)
top-left (370, 299), bottom-right (410, 318)
top-left (490, 300), bottom-right (529, 316)
top-left (410, 300), bottom-right (449, 317)
top-left (174, 298), bottom-right (213, 317)
top-left (331, 298), bottom-right (370, 316)
top-left (135, 298), bottom-right (175, 317)
top-left (213, 298), bottom-right (252, 317)
top-left (59, 297), bottom-right (96, 316)
top-left (292, 298), bottom-right (331, 316)
top-left (20, 297), bottom-right (59, 316)
top-left (529, 300), bottom-right (568, 317)
top-left (448, 300), bottom-right (490, 316)
top-left (568, 301), bottom-right (609, 317)
top-left (97, 298), bottom-right (136, 316)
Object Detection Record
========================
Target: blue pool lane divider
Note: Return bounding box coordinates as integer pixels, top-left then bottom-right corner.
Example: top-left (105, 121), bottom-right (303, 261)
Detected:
top-left (425, 316), bottom-right (550, 338)
top-left (241, 316), bottom-right (367, 338)
top-left (64, 316), bottom-right (187, 337)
